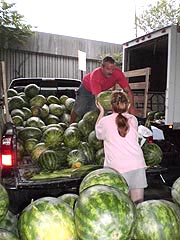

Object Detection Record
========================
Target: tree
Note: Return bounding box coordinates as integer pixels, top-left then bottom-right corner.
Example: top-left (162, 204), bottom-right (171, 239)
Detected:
top-left (136, 0), bottom-right (180, 34)
top-left (0, 1), bottom-right (33, 47)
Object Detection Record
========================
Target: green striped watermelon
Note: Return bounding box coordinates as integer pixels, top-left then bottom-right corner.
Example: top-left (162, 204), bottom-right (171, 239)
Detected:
top-left (78, 141), bottom-right (94, 164)
top-left (63, 127), bottom-right (81, 149)
top-left (31, 142), bottom-right (48, 162)
top-left (49, 103), bottom-right (65, 117)
top-left (88, 130), bottom-right (103, 150)
top-left (38, 150), bottom-right (60, 171)
top-left (42, 126), bottom-right (64, 148)
top-left (0, 229), bottom-right (19, 240)
top-left (18, 127), bottom-right (42, 141)
top-left (142, 143), bottom-right (163, 166)
top-left (74, 184), bottom-right (136, 240)
top-left (95, 148), bottom-right (105, 165)
top-left (133, 199), bottom-right (180, 239)
top-left (0, 210), bottom-right (19, 237)
top-left (0, 184), bottom-right (9, 222)
top-left (78, 119), bottom-right (94, 137)
top-left (24, 84), bottom-right (40, 99)
top-left (47, 95), bottom-right (60, 105)
top-left (18, 197), bottom-right (78, 240)
top-left (30, 94), bottom-right (46, 107)
top-left (79, 167), bottom-right (129, 195)
top-left (82, 110), bottom-right (99, 126)
top-left (67, 149), bottom-right (87, 168)
top-left (58, 193), bottom-right (79, 208)
top-left (171, 177), bottom-right (180, 206)
top-left (8, 96), bottom-right (25, 111)
top-left (97, 90), bottom-right (112, 111)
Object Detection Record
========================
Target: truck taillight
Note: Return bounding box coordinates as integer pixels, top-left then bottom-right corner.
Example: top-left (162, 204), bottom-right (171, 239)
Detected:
top-left (1, 136), bottom-right (14, 167)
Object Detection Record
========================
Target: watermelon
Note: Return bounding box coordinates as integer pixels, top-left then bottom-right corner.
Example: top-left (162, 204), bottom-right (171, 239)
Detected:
top-left (83, 110), bottom-right (99, 126)
top-left (88, 130), bottom-right (103, 150)
top-left (97, 90), bottom-right (112, 110)
top-left (18, 197), bottom-right (78, 240)
top-left (67, 149), bottom-right (87, 168)
top-left (24, 84), bottom-right (40, 99)
top-left (65, 98), bottom-right (75, 112)
top-left (60, 113), bottom-right (71, 125)
top-left (18, 127), bottom-right (42, 141)
top-left (78, 141), bottom-right (94, 164)
top-left (31, 142), bottom-right (48, 162)
top-left (142, 143), bottom-right (163, 166)
top-left (47, 95), bottom-right (60, 105)
top-left (40, 104), bottom-right (49, 119)
top-left (154, 111), bottom-right (165, 120)
top-left (26, 116), bottom-right (45, 129)
top-left (31, 106), bottom-right (42, 117)
top-left (16, 141), bottom-right (24, 161)
top-left (7, 88), bottom-right (18, 97)
top-left (74, 184), bottom-right (136, 240)
top-left (79, 167), bottom-right (129, 195)
top-left (59, 95), bottom-right (68, 104)
top-left (24, 138), bottom-right (39, 155)
top-left (147, 111), bottom-right (157, 120)
top-left (55, 145), bottom-right (70, 167)
top-left (58, 193), bottom-right (78, 208)
top-left (42, 124), bottom-right (64, 133)
top-left (42, 126), bottom-right (64, 148)
top-left (0, 210), bottom-right (19, 237)
top-left (95, 148), bottom-right (105, 165)
top-left (63, 127), bottom-right (81, 149)
top-left (21, 107), bottom-right (32, 120)
top-left (12, 115), bottom-right (24, 126)
top-left (30, 94), bottom-right (46, 107)
top-left (78, 119), bottom-right (94, 137)
top-left (171, 177), bottom-right (180, 206)
top-left (10, 109), bottom-right (25, 120)
top-left (0, 229), bottom-right (19, 240)
top-left (44, 114), bottom-right (60, 125)
top-left (38, 150), bottom-right (60, 171)
top-left (133, 199), bottom-right (180, 239)
top-left (0, 184), bottom-right (9, 222)
top-left (8, 96), bottom-right (25, 111)
top-left (49, 103), bottom-right (65, 117)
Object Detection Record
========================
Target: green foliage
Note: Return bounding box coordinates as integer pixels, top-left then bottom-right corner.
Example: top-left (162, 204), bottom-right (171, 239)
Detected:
top-left (136, 0), bottom-right (180, 33)
top-left (99, 52), bottom-right (123, 68)
top-left (0, 1), bottom-right (33, 46)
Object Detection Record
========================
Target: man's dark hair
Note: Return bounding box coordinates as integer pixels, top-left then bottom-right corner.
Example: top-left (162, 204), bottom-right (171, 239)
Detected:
top-left (102, 56), bottom-right (115, 65)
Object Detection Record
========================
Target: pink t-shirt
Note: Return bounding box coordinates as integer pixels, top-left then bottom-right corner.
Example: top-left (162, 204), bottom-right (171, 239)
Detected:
top-left (95, 112), bottom-right (147, 173)
top-left (83, 67), bottom-right (129, 95)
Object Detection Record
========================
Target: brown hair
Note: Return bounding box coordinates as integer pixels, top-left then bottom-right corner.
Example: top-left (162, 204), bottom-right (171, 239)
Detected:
top-left (111, 91), bottom-right (129, 137)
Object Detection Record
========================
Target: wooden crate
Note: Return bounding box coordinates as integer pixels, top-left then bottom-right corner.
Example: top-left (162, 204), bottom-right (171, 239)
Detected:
top-left (115, 67), bottom-right (151, 118)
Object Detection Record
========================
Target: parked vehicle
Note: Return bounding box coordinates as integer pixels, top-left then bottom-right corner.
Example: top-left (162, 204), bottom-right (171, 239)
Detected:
top-left (122, 24), bottom-right (180, 184)
top-left (0, 77), bottom-right (93, 214)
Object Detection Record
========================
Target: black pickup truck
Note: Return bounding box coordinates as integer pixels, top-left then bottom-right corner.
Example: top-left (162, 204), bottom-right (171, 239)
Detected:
top-left (1, 77), bottom-right (179, 214)
top-left (0, 77), bottom-right (97, 214)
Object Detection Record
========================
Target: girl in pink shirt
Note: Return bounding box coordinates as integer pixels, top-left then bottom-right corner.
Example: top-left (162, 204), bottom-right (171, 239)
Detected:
top-left (95, 90), bottom-right (147, 203)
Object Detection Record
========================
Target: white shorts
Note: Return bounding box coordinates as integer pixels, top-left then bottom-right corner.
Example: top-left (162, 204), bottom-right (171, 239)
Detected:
top-left (121, 168), bottom-right (148, 190)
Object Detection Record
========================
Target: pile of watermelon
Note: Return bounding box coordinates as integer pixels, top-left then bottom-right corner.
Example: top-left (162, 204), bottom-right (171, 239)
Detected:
top-left (7, 84), bottom-right (105, 175)
top-left (1, 168), bottom-right (180, 239)
top-left (0, 183), bottom-right (19, 239)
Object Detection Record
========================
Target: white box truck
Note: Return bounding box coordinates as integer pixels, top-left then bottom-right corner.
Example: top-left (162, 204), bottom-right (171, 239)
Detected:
top-left (122, 24), bottom-right (180, 130)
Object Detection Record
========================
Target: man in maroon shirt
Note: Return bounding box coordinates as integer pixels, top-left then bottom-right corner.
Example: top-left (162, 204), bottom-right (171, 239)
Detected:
top-left (70, 56), bottom-right (136, 123)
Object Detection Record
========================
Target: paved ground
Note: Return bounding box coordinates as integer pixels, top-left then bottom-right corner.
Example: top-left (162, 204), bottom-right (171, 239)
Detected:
top-left (144, 166), bottom-right (180, 202)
